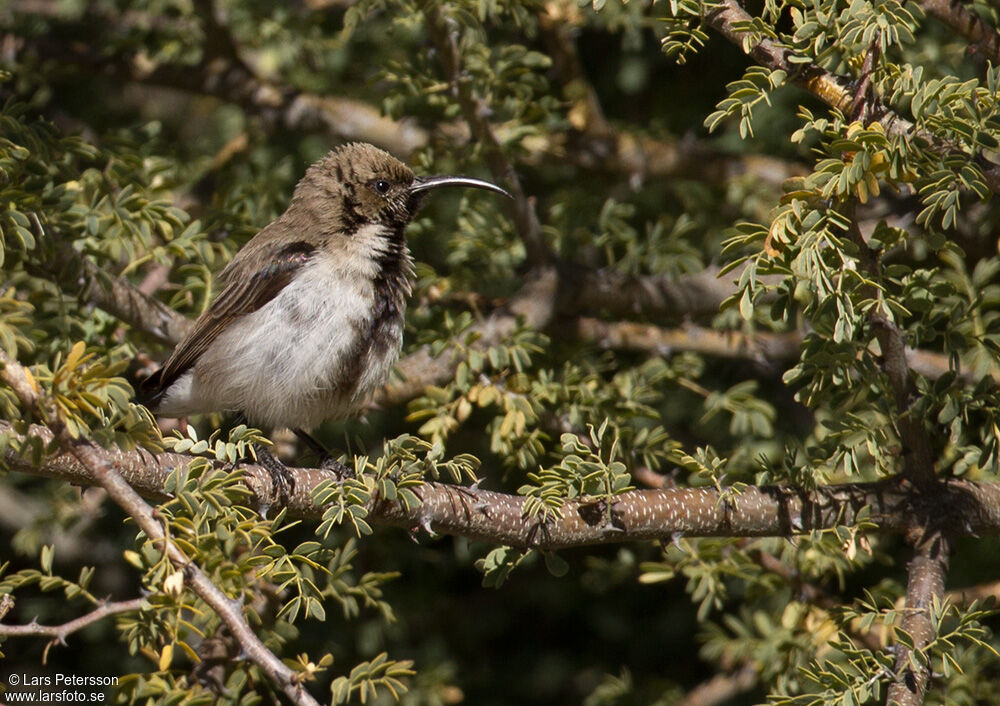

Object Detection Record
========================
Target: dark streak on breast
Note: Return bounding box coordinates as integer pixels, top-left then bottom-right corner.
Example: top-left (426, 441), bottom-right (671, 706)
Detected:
top-left (369, 225), bottom-right (409, 345)
top-left (320, 221), bottom-right (411, 407)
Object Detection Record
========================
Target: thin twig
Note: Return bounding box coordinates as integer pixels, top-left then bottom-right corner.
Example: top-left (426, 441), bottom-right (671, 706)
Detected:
top-left (753, 550), bottom-right (884, 652)
top-left (946, 578), bottom-right (1000, 605)
top-left (537, 5), bottom-right (613, 138)
top-left (703, 0), bottom-right (1000, 194)
top-left (573, 318), bottom-right (971, 381)
top-left (674, 663), bottom-right (758, 706)
top-left (423, 4), bottom-right (551, 264)
top-left (0, 594), bottom-right (14, 622)
top-left (917, 0), bottom-right (1000, 63)
top-left (0, 597), bottom-right (145, 641)
top-left (844, 208), bottom-right (937, 488)
top-left (0, 484), bottom-right (107, 564)
top-left (0, 354), bottom-right (320, 706)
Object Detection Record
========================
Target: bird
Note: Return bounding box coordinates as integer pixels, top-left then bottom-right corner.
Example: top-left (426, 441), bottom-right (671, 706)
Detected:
top-left (140, 142), bottom-right (510, 490)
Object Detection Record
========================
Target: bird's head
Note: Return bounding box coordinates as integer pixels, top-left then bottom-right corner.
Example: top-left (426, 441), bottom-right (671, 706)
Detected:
top-left (291, 142), bottom-right (510, 235)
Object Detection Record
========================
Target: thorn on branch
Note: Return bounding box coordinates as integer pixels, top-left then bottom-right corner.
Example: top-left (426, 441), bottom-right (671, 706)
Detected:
top-left (419, 513), bottom-right (437, 537)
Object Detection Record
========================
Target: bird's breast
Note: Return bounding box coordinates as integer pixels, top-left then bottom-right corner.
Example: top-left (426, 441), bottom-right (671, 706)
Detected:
top-left (187, 244), bottom-right (411, 429)
top-left (274, 248), bottom-right (408, 406)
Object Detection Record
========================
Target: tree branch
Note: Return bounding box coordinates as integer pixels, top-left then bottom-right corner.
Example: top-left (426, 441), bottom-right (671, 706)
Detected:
top-left (4, 422), bottom-right (1000, 550)
top-left (11, 5), bottom-right (807, 189)
top-left (573, 318), bottom-right (966, 381)
top-left (839, 206), bottom-right (951, 706)
top-left (23, 227), bottom-right (752, 406)
top-left (886, 533), bottom-right (951, 706)
top-left (13, 31), bottom-right (426, 158)
top-left (534, 5), bottom-right (805, 188)
top-left (916, 0), bottom-right (1000, 64)
top-left (843, 210), bottom-right (938, 488)
top-left (423, 5), bottom-right (551, 264)
top-left (869, 315), bottom-right (938, 487)
top-left (23, 233), bottom-right (761, 408)
top-left (0, 597), bottom-right (145, 641)
top-left (703, 0), bottom-right (1000, 194)
top-left (565, 263), bottom-right (750, 321)
top-left (675, 663), bottom-right (758, 706)
top-left (947, 578), bottom-right (1000, 604)
top-left (33, 246), bottom-right (746, 404)
top-left (17, 227), bottom-right (980, 416)
top-left (376, 266), bottom-right (559, 407)
top-left (0, 355), bottom-right (320, 706)
top-left (35, 240), bottom-right (194, 347)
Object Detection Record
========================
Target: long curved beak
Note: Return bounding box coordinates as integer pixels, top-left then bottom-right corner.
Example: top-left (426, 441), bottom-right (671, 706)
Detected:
top-left (410, 175), bottom-right (512, 199)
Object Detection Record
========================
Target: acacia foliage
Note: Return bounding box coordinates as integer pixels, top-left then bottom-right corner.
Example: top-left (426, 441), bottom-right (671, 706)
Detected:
top-left (1, 0), bottom-right (1000, 704)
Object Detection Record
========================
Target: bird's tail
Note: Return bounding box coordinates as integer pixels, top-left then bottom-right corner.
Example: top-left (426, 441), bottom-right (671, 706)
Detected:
top-left (133, 368), bottom-right (166, 410)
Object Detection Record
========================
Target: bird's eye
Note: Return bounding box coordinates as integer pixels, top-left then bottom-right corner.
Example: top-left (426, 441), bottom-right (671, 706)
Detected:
top-left (373, 179), bottom-right (391, 195)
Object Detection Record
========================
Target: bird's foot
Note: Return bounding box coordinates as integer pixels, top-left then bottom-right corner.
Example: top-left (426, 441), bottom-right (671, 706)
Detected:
top-left (293, 428), bottom-right (354, 482)
top-left (253, 443), bottom-right (295, 509)
top-left (319, 455), bottom-right (355, 481)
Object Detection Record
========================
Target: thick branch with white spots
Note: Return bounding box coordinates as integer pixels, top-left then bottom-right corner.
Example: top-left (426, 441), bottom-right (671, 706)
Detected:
top-left (5, 422), bottom-right (1000, 550)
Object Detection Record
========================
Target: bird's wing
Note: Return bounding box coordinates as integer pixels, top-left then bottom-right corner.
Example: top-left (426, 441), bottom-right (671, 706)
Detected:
top-left (140, 240), bottom-right (316, 405)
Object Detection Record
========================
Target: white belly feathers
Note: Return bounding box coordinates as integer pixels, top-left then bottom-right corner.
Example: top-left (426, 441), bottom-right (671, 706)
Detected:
top-left (155, 249), bottom-right (404, 430)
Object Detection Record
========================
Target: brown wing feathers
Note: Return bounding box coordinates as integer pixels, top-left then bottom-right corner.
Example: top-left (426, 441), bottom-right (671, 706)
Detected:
top-left (139, 241), bottom-right (316, 406)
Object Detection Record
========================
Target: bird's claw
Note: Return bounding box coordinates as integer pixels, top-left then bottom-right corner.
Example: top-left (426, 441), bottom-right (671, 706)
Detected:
top-left (319, 455), bottom-right (355, 481)
top-left (253, 443), bottom-right (295, 508)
